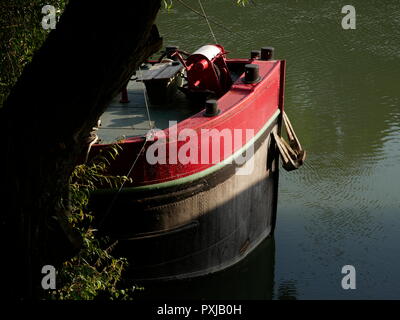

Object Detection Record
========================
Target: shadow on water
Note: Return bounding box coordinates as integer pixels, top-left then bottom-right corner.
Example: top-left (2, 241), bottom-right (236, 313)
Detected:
top-left (122, 236), bottom-right (277, 300)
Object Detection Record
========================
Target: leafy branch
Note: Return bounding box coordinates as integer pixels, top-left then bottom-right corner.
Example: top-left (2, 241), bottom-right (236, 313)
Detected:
top-left (49, 144), bottom-right (134, 300)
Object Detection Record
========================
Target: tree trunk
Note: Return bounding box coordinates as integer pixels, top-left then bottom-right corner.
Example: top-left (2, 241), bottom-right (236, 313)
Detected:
top-left (0, 0), bottom-right (162, 299)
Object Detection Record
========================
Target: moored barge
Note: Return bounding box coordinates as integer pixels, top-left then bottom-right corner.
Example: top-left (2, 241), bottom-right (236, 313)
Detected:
top-left (89, 45), bottom-right (291, 280)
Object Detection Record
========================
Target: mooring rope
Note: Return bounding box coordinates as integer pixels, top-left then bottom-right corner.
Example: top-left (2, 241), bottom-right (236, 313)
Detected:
top-left (176, 0), bottom-right (248, 41)
top-left (99, 66), bottom-right (154, 227)
top-left (137, 66), bottom-right (153, 130)
top-left (99, 136), bottom-right (148, 228)
top-left (198, 0), bottom-right (218, 43)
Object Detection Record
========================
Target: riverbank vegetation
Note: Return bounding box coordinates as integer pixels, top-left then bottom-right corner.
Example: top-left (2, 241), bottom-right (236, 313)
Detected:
top-left (1, 0), bottom-right (133, 300)
top-left (49, 145), bottom-right (132, 300)
top-left (0, 1), bottom-right (66, 106)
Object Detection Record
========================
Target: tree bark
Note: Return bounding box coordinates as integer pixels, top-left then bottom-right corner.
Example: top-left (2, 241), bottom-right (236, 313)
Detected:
top-left (0, 0), bottom-right (162, 299)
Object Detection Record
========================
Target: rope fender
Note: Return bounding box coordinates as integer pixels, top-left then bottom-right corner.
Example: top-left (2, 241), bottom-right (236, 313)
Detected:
top-left (272, 111), bottom-right (306, 171)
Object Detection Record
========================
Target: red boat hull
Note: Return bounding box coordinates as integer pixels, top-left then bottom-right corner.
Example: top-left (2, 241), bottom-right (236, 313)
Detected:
top-left (90, 59), bottom-right (285, 186)
top-left (89, 59), bottom-right (286, 280)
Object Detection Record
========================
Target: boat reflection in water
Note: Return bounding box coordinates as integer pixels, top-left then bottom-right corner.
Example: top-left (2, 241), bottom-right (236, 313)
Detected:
top-left (124, 236), bottom-right (276, 300)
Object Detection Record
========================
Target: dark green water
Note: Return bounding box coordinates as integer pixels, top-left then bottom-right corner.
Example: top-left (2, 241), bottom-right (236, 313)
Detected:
top-left (130, 0), bottom-right (400, 299)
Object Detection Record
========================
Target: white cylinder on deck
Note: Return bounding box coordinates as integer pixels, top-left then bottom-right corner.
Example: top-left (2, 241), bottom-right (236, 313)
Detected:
top-left (191, 45), bottom-right (222, 61)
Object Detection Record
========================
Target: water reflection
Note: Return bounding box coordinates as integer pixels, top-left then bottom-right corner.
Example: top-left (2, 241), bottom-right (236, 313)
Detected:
top-left (125, 237), bottom-right (276, 300)
top-left (277, 280), bottom-right (298, 300)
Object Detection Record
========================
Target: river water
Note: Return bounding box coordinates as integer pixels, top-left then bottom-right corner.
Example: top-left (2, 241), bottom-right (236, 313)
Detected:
top-left (129, 0), bottom-right (400, 299)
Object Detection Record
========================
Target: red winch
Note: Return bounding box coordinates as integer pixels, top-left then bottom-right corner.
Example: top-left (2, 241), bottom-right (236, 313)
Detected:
top-left (133, 44), bottom-right (233, 104)
top-left (171, 44), bottom-right (232, 97)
